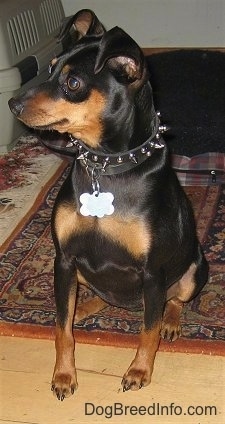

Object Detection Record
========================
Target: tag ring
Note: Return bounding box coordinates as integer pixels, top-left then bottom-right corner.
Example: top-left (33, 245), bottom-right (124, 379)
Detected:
top-left (91, 168), bottom-right (100, 196)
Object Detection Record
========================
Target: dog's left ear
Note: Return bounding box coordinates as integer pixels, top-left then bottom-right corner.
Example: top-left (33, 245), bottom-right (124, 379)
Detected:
top-left (94, 27), bottom-right (145, 81)
top-left (57, 9), bottom-right (105, 42)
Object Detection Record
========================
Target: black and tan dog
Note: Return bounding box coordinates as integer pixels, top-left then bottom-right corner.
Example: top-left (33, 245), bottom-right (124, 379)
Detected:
top-left (9, 9), bottom-right (208, 401)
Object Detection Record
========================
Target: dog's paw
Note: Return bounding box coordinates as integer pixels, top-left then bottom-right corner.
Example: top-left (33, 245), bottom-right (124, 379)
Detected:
top-left (51, 372), bottom-right (78, 401)
top-left (161, 321), bottom-right (181, 342)
top-left (121, 368), bottom-right (151, 392)
top-left (161, 298), bottom-right (183, 342)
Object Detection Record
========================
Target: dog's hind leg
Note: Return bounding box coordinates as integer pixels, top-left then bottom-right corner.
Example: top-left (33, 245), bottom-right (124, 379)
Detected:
top-left (74, 272), bottom-right (108, 323)
top-left (161, 246), bottom-right (208, 342)
top-left (74, 295), bottom-right (108, 323)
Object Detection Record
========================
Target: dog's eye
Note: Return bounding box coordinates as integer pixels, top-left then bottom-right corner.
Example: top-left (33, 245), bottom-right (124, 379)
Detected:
top-left (67, 77), bottom-right (80, 90)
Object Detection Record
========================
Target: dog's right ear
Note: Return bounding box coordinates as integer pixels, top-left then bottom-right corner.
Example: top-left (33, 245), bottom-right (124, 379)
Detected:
top-left (57, 9), bottom-right (105, 42)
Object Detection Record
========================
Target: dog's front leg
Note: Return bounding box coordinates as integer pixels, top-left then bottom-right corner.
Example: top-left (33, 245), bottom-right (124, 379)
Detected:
top-left (51, 253), bottom-right (78, 401)
top-left (122, 272), bottom-right (165, 391)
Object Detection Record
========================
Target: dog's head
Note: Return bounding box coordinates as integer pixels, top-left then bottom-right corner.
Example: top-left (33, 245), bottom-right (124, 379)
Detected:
top-left (9, 9), bottom-right (151, 151)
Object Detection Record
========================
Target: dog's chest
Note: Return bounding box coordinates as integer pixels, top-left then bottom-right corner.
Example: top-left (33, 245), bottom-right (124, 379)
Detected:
top-left (98, 214), bottom-right (151, 258)
top-left (54, 204), bottom-right (151, 259)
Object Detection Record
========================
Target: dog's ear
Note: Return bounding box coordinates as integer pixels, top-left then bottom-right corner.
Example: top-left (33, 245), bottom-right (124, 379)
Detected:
top-left (57, 9), bottom-right (105, 42)
top-left (94, 27), bottom-right (145, 81)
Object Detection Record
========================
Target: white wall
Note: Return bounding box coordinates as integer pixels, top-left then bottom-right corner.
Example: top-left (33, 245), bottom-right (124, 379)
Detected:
top-left (61, 0), bottom-right (225, 47)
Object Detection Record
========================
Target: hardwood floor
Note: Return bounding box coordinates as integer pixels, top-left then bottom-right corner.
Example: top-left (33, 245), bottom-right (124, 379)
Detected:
top-left (0, 336), bottom-right (224, 424)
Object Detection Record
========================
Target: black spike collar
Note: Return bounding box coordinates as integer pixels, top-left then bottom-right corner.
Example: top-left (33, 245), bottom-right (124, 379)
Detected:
top-left (67, 112), bottom-right (167, 176)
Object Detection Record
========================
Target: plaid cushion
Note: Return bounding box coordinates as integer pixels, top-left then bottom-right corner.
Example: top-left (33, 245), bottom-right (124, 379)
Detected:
top-left (172, 153), bottom-right (225, 186)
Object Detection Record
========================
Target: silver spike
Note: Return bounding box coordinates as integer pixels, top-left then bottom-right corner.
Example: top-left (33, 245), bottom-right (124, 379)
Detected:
top-left (129, 153), bottom-right (138, 164)
top-left (141, 147), bottom-right (147, 154)
top-left (146, 151), bottom-right (152, 157)
top-left (77, 153), bottom-right (85, 160)
top-left (117, 156), bottom-right (123, 163)
top-left (102, 157), bottom-right (110, 170)
top-left (155, 141), bottom-right (165, 149)
top-left (66, 137), bottom-right (79, 148)
top-left (92, 155), bottom-right (98, 162)
top-left (66, 141), bottom-right (74, 148)
top-left (69, 136), bottom-right (79, 144)
top-left (159, 125), bottom-right (168, 133)
top-left (77, 152), bottom-right (88, 160)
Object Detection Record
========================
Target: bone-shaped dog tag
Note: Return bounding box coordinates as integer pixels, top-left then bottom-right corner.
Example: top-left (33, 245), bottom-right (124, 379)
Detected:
top-left (80, 191), bottom-right (114, 218)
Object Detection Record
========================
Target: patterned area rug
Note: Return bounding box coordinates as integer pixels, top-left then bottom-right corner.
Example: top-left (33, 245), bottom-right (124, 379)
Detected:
top-left (0, 135), bottom-right (64, 246)
top-left (0, 157), bottom-right (224, 355)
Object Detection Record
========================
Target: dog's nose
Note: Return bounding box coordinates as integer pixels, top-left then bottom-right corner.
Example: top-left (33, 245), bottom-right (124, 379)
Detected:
top-left (8, 98), bottom-right (24, 116)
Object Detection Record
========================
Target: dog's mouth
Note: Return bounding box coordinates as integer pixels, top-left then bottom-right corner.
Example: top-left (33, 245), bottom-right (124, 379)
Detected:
top-left (36, 130), bottom-right (74, 155)
top-left (29, 118), bottom-right (68, 131)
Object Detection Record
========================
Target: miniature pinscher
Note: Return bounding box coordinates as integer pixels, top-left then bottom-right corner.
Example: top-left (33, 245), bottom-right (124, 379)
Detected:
top-left (9, 9), bottom-right (208, 401)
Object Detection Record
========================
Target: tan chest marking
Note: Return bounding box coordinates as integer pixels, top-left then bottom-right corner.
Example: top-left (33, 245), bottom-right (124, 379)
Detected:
top-left (54, 205), bottom-right (151, 259)
top-left (54, 204), bottom-right (95, 244)
top-left (98, 215), bottom-right (151, 258)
